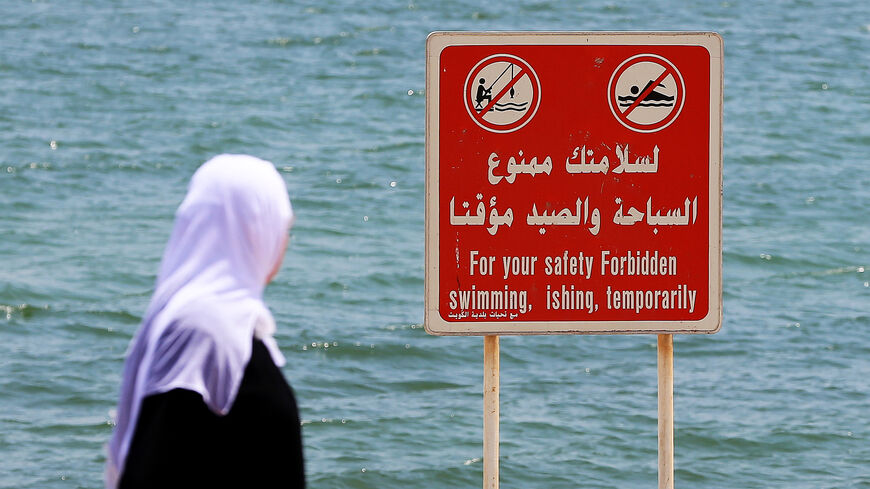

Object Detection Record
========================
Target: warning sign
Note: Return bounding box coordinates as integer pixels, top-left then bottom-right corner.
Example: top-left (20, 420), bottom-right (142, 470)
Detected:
top-left (608, 54), bottom-right (685, 133)
top-left (425, 32), bottom-right (723, 336)
top-left (464, 54), bottom-right (541, 133)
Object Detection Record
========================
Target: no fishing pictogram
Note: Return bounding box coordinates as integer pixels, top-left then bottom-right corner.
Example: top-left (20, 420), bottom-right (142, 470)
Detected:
top-left (608, 54), bottom-right (685, 133)
top-left (464, 54), bottom-right (541, 133)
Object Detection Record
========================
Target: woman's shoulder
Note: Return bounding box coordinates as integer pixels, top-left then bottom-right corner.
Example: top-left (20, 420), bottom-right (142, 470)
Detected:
top-left (147, 302), bottom-right (256, 413)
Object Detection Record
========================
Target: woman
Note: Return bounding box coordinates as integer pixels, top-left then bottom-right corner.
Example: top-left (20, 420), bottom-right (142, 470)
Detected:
top-left (106, 154), bottom-right (304, 488)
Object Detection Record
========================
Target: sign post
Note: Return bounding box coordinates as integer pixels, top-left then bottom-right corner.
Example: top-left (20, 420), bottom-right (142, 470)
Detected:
top-left (658, 334), bottom-right (674, 489)
top-left (483, 335), bottom-right (499, 489)
top-left (425, 32), bottom-right (723, 488)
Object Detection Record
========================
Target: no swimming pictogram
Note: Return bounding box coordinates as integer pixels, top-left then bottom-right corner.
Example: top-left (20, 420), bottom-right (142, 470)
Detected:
top-left (608, 54), bottom-right (685, 133)
top-left (464, 54), bottom-right (541, 133)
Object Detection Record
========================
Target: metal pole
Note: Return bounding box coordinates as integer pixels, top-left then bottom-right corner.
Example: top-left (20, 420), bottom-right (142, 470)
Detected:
top-left (483, 335), bottom-right (500, 489)
top-left (657, 334), bottom-right (674, 489)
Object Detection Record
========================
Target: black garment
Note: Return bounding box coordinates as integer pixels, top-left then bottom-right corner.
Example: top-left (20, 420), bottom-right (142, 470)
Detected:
top-left (120, 339), bottom-right (305, 489)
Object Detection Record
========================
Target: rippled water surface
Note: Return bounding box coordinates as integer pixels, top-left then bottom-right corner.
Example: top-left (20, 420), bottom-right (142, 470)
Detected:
top-left (1, 1), bottom-right (869, 488)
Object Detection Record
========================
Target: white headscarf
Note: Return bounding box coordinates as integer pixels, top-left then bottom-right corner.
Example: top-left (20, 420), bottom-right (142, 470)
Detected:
top-left (106, 154), bottom-right (294, 488)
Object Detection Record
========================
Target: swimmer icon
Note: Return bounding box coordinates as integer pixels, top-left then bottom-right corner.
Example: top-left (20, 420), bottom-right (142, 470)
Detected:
top-left (608, 54), bottom-right (685, 133)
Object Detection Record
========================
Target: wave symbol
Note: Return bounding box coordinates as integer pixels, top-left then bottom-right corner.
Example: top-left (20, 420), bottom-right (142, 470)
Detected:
top-left (477, 101), bottom-right (529, 113)
top-left (619, 102), bottom-right (675, 107)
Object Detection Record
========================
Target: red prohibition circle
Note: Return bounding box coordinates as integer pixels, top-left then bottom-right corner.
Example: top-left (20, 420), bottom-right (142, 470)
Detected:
top-left (607, 54), bottom-right (685, 133)
top-left (464, 54), bottom-right (541, 133)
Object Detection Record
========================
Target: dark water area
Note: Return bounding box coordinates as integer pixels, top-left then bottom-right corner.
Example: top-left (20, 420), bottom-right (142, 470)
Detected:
top-left (1, 1), bottom-right (869, 488)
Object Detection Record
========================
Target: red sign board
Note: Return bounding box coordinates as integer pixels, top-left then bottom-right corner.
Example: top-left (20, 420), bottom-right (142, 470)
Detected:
top-left (425, 32), bottom-right (723, 335)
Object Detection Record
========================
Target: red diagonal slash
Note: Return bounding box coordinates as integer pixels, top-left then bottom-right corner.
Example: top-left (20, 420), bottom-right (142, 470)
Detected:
top-left (622, 67), bottom-right (673, 117)
top-left (474, 67), bottom-right (527, 122)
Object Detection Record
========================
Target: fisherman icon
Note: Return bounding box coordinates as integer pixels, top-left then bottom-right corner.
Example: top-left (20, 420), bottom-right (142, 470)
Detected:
top-left (464, 54), bottom-right (540, 133)
top-left (475, 78), bottom-right (492, 109)
top-left (608, 54), bottom-right (685, 133)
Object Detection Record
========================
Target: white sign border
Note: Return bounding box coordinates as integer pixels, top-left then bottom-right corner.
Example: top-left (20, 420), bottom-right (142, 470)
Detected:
top-left (425, 32), bottom-right (723, 336)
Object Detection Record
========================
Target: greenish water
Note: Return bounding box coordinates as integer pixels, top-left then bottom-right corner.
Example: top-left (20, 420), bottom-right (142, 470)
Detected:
top-left (1, 1), bottom-right (869, 488)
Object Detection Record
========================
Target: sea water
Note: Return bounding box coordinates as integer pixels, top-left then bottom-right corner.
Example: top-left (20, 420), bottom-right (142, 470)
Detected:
top-left (1, 1), bottom-right (869, 488)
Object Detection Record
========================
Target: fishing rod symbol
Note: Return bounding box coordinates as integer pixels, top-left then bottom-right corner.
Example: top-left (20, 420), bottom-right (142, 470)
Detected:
top-left (464, 54), bottom-right (541, 134)
top-left (475, 62), bottom-right (518, 110)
